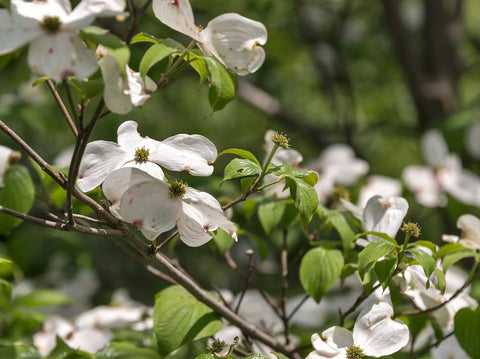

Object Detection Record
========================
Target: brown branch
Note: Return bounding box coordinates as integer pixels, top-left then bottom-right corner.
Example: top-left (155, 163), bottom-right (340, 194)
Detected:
top-left (46, 80), bottom-right (78, 138)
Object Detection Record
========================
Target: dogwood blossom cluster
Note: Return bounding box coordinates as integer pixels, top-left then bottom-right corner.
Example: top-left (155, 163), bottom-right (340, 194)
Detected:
top-left (77, 121), bottom-right (236, 246)
top-left (152, 0), bottom-right (267, 75)
top-left (0, 0), bottom-right (126, 81)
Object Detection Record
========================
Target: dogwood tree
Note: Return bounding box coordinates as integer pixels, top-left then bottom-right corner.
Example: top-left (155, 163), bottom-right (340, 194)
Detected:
top-left (0, 1), bottom-right (479, 359)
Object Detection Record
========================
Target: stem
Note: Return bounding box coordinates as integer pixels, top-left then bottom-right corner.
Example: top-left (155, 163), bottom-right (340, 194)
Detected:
top-left (46, 80), bottom-right (78, 138)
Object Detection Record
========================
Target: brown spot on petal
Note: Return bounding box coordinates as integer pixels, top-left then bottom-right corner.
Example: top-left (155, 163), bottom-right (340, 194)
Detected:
top-left (128, 198), bottom-right (134, 205)
top-left (60, 69), bottom-right (75, 80)
top-left (203, 224), bottom-right (210, 232)
top-left (132, 219), bottom-right (144, 229)
top-left (48, 48), bottom-right (54, 54)
top-left (170, 0), bottom-right (179, 8)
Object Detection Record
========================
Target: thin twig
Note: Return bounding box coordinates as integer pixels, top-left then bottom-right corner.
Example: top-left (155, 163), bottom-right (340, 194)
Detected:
top-left (46, 80), bottom-right (78, 138)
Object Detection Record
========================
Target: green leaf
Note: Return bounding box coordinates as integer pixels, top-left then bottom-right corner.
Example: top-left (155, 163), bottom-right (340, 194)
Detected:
top-left (0, 258), bottom-right (13, 278)
top-left (284, 177), bottom-right (318, 226)
top-left (153, 286), bottom-right (222, 357)
top-left (0, 278), bottom-right (12, 309)
top-left (407, 248), bottom-right (436, 278)
top-left (271, 353), bottom-right (290, 359)
top-left (218, 148), bottom-right (261, 167)
top-left (300, 247), bottom-right (344, 302)
top-left (455, 306), bottom-right (480, 358)
top-left (130, 32), bottom-right (160, 44)
top-left (258, 201), bottom-right (285, 236)
top-left (433, 267), bottom-right (446, 294)
top-left (194, 355), bottom-right (215, 359)
top-left (357, 240), bottom-right (396, 279)
top-left (139, 43), bottom-right (178, 79)
top-left (212, 228), bottom-right (235, 255)
top-left (0, 165), bottom-right (35, 235)
top-left (47, 336), bottom-right (95, 359)
top-left (13, 288), bottom-right (71, 307)
top-left (436, 243), bottom-right (468, 258)
top-left (374, 257), bottom-right (397, 289)
top-left (81, 26), bottom-right (130, 75)
top-left (0, 344), bottom-right (42, 359)
top-left (204, 57), bottom-right (237, 111)
top-left (244, 355), bottom-right (271, 359)
top-left (442, 251), bottom-right (477, 271)
top-left (66, 77), bottom-right (104, 100)
top-left (0, 0), bottom-right (10, 9)
top-left (324, 210), bottom-right (356, 251)
top-left (222, 158), bottom-right (261, 183)
top-left (185, 52), bottom-right (209, 83)
top-left (97, 342), bottom-right (160, 359)
top-left (356, 231), bottom-right (399, 245)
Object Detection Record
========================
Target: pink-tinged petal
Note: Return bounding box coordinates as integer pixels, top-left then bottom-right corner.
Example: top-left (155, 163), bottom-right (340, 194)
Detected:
top-left (77, 141), bottom-right (128, 192)
top-left (466, 121), bottom-right (480, 160)
top-left (119, 181), bottom-right (181, 240)
top-left (353, 302), bottom-right (409, 357)
top-left (402, 165), bottom-right (446, 207)
top-left (125, 65), bottom-right (157, 106)
top-left (27, 32), bottom-right (98, 81)
top-left (362, 195), bottom-right (408, 241)
top-left (152, 134), bottom-right (217, 176)
top-left (199, 13), bottom-right (267, 75)
top-left (0, 9), bottom-right (41, 55)
top-left (66, 0), bottom-right (126, 29)
top-left (357, 175), bottom-right (402, 209)
top-left (152, 0), bottom-right (198, 39)
top-left (421, 129), bottom-right (449, 167)
top-left (102, 167), bottom-right (163, 216)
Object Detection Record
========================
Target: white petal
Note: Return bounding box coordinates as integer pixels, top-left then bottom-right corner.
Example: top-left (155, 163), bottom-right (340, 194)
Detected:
top-left (438, 166), bottom-right (480, 206)
top-left (13, 0), bottom-right (70, 22)
top-left (151, 134), bottom-right (217, 176)
top-left (199, 13), bottom-right (267, 75)
top-left (357, 175), bottom-right (402, 209)
top-left (306, 332), bottom-right (345, 359)
top-left (362, 195), bottom-right (409, 241)
top-left (77, 141), bottom-right (129, 192)
top-left (119, 181), bottom-right (181, 240)
top-left (0, 9), bottom-right (40, 55)
top-left (0, 145), bottom-right (14, 187)
top-left (68, 0), bottom-right (126, 25)
top-left (456, 214), bottom-right (480, 249)
top-left (177, 187), bottom-right (236, 246)
top-left (65, 327), bottom-right (112, 353)
top-left (125, 65), bottom-right (157, 106)
top-left (402, 165), bottom-right (446, 207)
top-left (421, 129), bottom-right (449, 167)
top-left (353, 302), bottom-right (409, 357)
top-left (97, 46), bottom-right (132, 114)
top-left (117, 120), bottom-right (161, 152)
top-left (152, 0), bottom-right (199, 39)
top-left (102, 167), bottom-right (164, 215)
top-left (27, 32), bottom-right (98, 81)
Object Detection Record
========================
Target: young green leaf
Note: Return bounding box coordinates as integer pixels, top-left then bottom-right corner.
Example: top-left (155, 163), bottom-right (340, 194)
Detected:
top-left (407, 248), bottom-right (436, 278)
top-left (218, 148), bottom-right (261, 167)
top-left (222, 158), bottom-right (261, 183)
top-left (204, 57), bottom-right (237, 111)
top-left (0, 165), bottom-right (35, 235)
top-left (139, 43), bottom-right (178, 79)
top-left (357, 240), bottom-right (396, 279)
top-left (300, 247), bottom-right (344, 302)
top-left (454, 306), bottom-right (480, 358)
top-left (97, 342), bottom-right (160, 359)
top-left (258, 201), bottom-right (286, 236)
top-left (153, 286), bottom-right (222, 357)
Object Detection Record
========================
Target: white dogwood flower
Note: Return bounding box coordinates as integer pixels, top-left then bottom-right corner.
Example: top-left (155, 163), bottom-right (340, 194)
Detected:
top-left (102, 167), bottom-right (237, 246)
top-left (152, 0), bottom-right (267, 75)
top-left (97, 45), bottom-right (157, 114)
top-left (361, 195), bottom-right (409, 244)
top-left (0, 145), bottom-right (21, 187)
top-left (0, 0), bottom-right (126, 81)
top-left (442, 214), bottom-right (480, 250)
top-left (77, 120), bottom-right (217, 192)
top-left (403, 129), bottom-right (480, 207)
top-left (306, 302), bottom-right (409, 359)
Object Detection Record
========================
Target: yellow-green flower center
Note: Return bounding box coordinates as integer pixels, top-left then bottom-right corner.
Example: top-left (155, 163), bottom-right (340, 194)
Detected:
top-left (207, 338), bottom-right (226, 354)
top-left (8, 151), bottom-right (21, 166)
top-left (346, 345), bottom-right (365, 359)
top-left (134, 146), bottom-right (150, 163)
top-left (169, 180), bottom-right (187, 198)
top-left (271, 131), bottom-right (291, 148)
top-left (401, 221), bottom-right (421, 238)
top-left (40, 16), bottom-right (62, 34)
